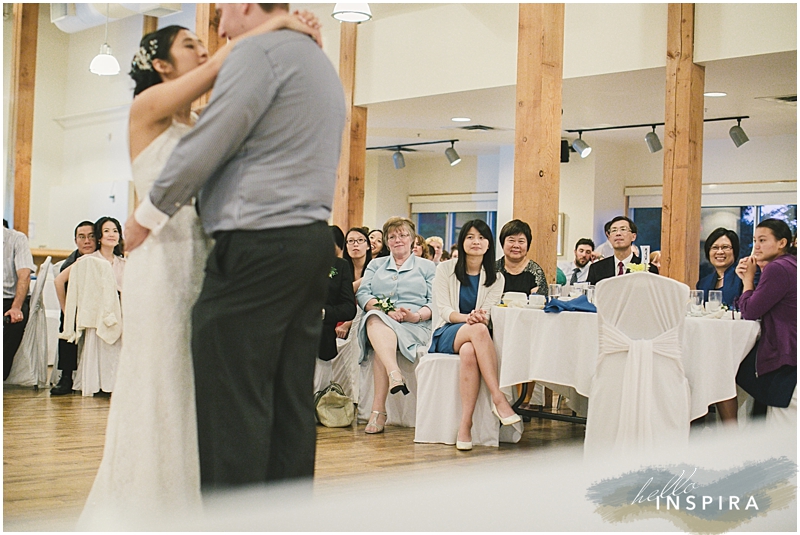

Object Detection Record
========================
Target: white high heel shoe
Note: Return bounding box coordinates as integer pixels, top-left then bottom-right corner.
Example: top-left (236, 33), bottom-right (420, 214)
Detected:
top-left (492, 403), bottom-right (521, 426)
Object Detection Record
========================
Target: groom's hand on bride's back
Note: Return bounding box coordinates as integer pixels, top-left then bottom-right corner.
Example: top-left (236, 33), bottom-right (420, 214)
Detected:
top-left (124, 218), bottom-right (150, 252)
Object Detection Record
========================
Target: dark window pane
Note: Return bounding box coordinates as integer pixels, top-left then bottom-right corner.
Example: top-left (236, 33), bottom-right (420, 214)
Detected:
top-left (630, 208), bottom-right (661, 252)
top-left (759, 205), bottom-right (797, 232)
top-left (452, 212), bottom-right (489, 247)
top-left (416, 213), bottom-right (447, 244)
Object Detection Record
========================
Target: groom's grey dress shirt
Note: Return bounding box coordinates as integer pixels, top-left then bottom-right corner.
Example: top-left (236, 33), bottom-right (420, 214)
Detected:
top-left (136, 30), bottom-right (346, 235)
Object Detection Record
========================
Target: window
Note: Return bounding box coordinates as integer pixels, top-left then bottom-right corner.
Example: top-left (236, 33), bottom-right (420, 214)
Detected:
top-left (413, 211), bottom-right (497, 251)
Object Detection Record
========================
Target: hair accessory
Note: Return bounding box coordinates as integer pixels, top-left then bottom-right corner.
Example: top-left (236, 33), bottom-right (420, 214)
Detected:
top-left (131, 38), bottom-right (158, 73)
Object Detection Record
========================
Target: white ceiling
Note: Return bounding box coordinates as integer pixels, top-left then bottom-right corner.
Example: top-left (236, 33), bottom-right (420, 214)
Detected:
top-left (364, 50), bottom-right (797, 156)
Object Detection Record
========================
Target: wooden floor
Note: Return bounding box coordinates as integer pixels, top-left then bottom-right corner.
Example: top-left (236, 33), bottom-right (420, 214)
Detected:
top-left (3, 383), bottom-right (585, 530)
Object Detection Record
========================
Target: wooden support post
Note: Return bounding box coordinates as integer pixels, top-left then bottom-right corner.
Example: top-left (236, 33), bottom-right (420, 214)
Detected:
top-left (512, 4), bottom-right (564, 283)
top-left (661, 3), bottom-right (704, 285)
top-left (193, 4), bottom-right (223, 111)
top-left (332, 21), bottom-right (358, 232)
top-left (142, 15), bottom-right (158, 36)
top-left (10, 3), bottom-right (39, 235)
top-left (348, 105), bottom-right (367, 229)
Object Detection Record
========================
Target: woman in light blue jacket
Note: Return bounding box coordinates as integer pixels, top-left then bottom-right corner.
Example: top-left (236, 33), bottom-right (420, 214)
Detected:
top-left (356, 217), bottom-right (436, 434)
top-left (430, 220), bottom-right (520, 450)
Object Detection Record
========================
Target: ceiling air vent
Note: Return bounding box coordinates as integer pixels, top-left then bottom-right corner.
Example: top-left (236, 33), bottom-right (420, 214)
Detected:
top-left (756, 94), bottom-right (797, 106)
top-left (457, 124), bottom-right (496, 131)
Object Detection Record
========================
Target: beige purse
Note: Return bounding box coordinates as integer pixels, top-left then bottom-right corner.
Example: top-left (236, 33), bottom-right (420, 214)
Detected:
top-left (314, 382), bottom-right (355, 428)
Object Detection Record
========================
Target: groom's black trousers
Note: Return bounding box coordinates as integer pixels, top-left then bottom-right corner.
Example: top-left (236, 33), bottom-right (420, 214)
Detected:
top-left (192, 221), bottom-right (332, 490)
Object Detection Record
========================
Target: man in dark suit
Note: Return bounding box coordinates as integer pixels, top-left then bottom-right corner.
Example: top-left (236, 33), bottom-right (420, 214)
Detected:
top-left (587, 216), bottom-right (658, 285)
top-left (51, 221), bottom-right (97, 395)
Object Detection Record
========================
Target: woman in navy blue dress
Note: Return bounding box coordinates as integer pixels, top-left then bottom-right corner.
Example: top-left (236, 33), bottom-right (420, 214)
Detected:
top-left (430, 220), bottom-right (520, 450)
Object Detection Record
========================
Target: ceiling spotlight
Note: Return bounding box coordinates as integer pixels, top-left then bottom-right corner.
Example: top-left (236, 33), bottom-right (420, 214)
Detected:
top-left (331, 3), bottom-right (372, 23)
top-left (704, 92), bottom-right (727, 97)
top-left (392, 149), bottom-right (405, 170)
top-left (445, 142), bottom-right (461, 166)
top-left (644, 125), bottom-right (662, 153)
top-left (729, 118), bottom-right (749, 148)
top-left (89, 4), bottom-right (120, 76)
top-left (451, 117), bottom-right (471, 122)
top-left (572, 132), bottom-right (591, 158)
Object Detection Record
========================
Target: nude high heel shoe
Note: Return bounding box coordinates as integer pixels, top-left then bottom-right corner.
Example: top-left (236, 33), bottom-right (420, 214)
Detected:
top-left (388, 370), bottom-right (409, 395)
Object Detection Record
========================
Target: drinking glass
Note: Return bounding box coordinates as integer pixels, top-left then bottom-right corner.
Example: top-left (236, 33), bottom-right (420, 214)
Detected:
top-left (585, 286), bottom-right (596, 304)
top-left (548, 284), bottom-right (561, 301)
top-left (688, 290), bottom-right (704, 316)
top-left (708, 290), bottom-right (723, 312)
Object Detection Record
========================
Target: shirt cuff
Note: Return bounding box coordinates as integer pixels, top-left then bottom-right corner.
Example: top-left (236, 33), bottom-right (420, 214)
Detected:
top-left (134, 196), bottom-right (170, 236)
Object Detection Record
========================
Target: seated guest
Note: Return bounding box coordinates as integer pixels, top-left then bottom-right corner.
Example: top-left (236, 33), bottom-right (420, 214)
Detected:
top-left (3, 222), bottom-right (36, 380)
top-left (558, 238), bottom-right (594, 284)
top-left (495, 219), bottom-right (547, 296)
top-left (697, 228), bottom-right (743, 307)
top-left (592, 221), bottom-right (614, 260)
top-left (413, 234), bottom-right (432, 260)
top-left (650, 250), bottom-right (662, 270)
top-left (587, 216), bottom-right (657, 285)
top-left (430, 220), bottom-right (519, 451)
top-left (696, 228), bottom-right (744, 423)
top-left (336, 227), bottom-right (373, 339)
top-left (55, 217), bottom-right (126, 308)
top-left (330, 225), bottom-right (345, 258)
top-left (368, 228), bottom-right (389, 258)
top-left (735, 219), bottom-right (797, 422)
top-left (449, 244), bottom-right (458, 260)
top-left (426, 236), bottom-right (444, 264)
top-left (51, 221), bottom-right (98, 396)
top-left (319, 254), bottom-right (356, 362)
top-left (556, 266), bottom-right (566, 286)
top-left (356, 217), bottom-right (435, 434)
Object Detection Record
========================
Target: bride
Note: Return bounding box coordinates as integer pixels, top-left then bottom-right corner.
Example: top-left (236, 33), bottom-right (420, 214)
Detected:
top-left (78, 14), bottom-right (322, 529)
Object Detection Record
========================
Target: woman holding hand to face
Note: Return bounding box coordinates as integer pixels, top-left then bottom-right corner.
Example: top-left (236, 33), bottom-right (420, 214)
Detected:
top-left (430, 220), bottom-right (519, 451)
top-left (735, 219), bottom-right (797, 423)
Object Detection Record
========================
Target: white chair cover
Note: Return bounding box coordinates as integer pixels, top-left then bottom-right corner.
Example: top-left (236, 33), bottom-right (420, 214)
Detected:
top-left (314, 308), bottom-right (363, 400)
top-left (5, 258), bottom-right (52, 388)
top-left (767, 387), bottom-right (797, 431)
top-left (73, 328), bottom-right (121, 395)
top-left (414, 352), bottom-right (504, 447)
top-left (42, 260), bottom-right (62, 367)
top-left (358, 348), bottom-right (419, 427)
top-left (584, 272), bottom-right (691, 458)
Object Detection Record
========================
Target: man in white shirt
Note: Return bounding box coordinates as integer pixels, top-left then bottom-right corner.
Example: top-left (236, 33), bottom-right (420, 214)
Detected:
top-left (558, 238), bottom-right (594, 285)
top-left (3, 221), bottom-right (37, 379)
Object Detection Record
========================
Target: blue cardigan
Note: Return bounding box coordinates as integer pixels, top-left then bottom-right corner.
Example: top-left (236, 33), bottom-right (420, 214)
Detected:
top-left (696, 264), bottom-right (743, 307)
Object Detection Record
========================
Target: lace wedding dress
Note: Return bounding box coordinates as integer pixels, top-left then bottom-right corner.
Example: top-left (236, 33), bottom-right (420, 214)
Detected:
top-left (78, 120), bottom-right (210, 529)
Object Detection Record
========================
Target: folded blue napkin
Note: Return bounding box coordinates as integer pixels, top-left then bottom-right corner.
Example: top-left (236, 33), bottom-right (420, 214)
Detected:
top-left (544, 294), bottom-right (597, 314)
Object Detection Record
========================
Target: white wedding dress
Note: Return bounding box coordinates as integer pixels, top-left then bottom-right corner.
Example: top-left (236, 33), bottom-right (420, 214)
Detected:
top-left (78, 120), bottom-right (211, 529)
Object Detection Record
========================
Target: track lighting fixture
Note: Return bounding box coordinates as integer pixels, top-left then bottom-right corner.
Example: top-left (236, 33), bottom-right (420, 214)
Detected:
top-left (644, 125), bottom-right (662, 153)
top-left (729, 118), bottom-right (749, 148)
top-left (445, 142), bottom-right (461, 166)
top-left (392, 150), bottom-right (405, 169)
top-left (89, 4), bottom-right (120, 76)
top-left (367, 139), bottom-right (462, 170)
top-left (571, 132), bottom-right (591, 158)
top-left (565, 116), bottom-right (750, 153)
top-left (331, 3), bottom-right (372, 23)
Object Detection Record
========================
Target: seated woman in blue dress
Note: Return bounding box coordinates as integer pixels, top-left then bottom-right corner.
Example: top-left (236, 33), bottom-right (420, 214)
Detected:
top-left (697, 227), bottom-right (743, 307)
top-left (695, 227), bottom-right (744, 424)
top-left (430, 220), bottom-right (521, 451)
top-left (356, 217), bottom-right (436, 434)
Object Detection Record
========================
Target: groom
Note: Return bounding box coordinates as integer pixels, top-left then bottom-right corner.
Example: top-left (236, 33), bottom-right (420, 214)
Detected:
top-left (125, 3), bottom-right (345, 490)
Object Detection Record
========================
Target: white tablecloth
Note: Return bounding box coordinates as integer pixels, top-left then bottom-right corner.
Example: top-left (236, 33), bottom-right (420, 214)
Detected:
top-left (493, 307), bottom-right (761, 420)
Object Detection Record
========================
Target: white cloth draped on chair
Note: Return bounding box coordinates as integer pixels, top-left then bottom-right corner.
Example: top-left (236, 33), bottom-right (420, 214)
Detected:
top-left (584, 272), bottom-right (691, 458)
top-left (414, 352), bottom-right (522, 447)
top-left (314, 308), bottom-right (363, 401)
top-left (60, 256), bottom-right (122, 396)
top-left (358, 348), bottom-right (420, 427)
top-left (5, 257), bottom-right (52, 388)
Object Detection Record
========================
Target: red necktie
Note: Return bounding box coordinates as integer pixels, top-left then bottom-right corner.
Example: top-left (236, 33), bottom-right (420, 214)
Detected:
top-left (618, 261), bottom-right (624, 276)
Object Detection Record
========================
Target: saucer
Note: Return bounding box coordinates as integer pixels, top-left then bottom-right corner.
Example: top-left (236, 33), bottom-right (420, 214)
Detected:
top-left (525, 303), bottom-right (545, 310)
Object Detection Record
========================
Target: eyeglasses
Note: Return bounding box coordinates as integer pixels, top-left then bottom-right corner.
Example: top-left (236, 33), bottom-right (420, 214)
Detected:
top-left (387, 233), bottom-right (411, 242)
top-left (710, 245), bottom-right (733, 252)
top-left (346, 238), bottom-right (367, 245)
top-left (76, 234), bottom-right (95, 241)
top-left (608, 226), bottom-right (632, 234)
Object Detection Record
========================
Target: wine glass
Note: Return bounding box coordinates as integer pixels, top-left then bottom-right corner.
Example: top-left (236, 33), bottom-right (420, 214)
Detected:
top-left (548, 284), bottom-right (561, 302)
top-left (688, 290), bottom-right (704, 316)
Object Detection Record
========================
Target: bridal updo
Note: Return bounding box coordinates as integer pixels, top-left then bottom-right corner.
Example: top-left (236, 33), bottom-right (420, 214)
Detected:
top-left (130, 25), bottom-right (187, 97)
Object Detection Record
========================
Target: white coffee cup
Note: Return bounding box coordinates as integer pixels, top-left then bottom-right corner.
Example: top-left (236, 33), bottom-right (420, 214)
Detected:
top-left (529, 294), bottom-right (546, 307)
top-left (502, 292), bottom-right (528, 307)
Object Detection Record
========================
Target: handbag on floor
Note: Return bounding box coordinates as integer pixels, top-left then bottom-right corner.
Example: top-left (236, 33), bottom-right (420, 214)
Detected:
top-left (314, 381), bottom-right (355, 427)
